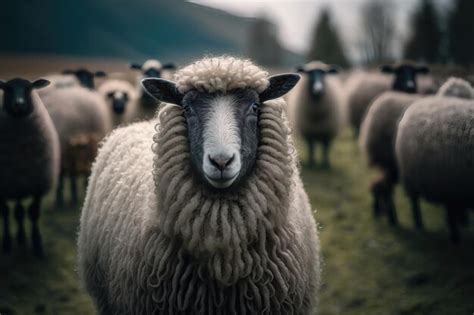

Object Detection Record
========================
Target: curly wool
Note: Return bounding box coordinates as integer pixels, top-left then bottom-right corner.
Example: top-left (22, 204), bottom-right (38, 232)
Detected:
top-left (175, 57), bottom-right (270, 94)
top-left (359, 91), bottom-right (421, 177)
top-left (437, 77), bottom-right (474, 99)
top-left (78, 100), bottom-right (319, 314)
top-left (396, 95), bottom-right (474, 205)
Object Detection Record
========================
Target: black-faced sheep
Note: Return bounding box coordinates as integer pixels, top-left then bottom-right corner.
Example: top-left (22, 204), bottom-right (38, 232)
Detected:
top-left (63, 68), bottom-right (106, 89)
top-left (41, 86), bottom-right (111, 206)
top-left (0, 78), bottom-right (60, 255)
top-left (78, 56), bottom-right (320, 314)
top-left (98, 79), bottom-right (137, 127)
top-left (346, 62), bottom-right (429, 135)
top-left (396, 78), bottom-right (474, 242)
top-left (126, 59), bottom-right (176, 122)
top-left (288, 61), bottom-right (342, 167)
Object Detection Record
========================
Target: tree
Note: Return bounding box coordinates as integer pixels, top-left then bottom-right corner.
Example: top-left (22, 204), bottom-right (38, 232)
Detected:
top-left (307, 8), bottom-right (349, 67)
top-left (247, 16), bottom-right (283, 67)
top-left (447, 0), bottom-right (474, 65)
top-left (404, 0), bottom-right (441, 63)
top-left (358, 1), bottom-right (395, 65)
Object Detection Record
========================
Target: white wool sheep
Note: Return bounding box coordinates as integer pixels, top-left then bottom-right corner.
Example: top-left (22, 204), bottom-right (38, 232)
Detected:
top-left (41, 86), bottom-right (111, 205)
top-left (396, 78), bottom-right (474, 242)
top-left (78, 57), bottom-right (320, 314)
top-left (0, 78), bottom-right (60, 255)
top-left (98, 79), bottom-right (137, 127)
top-left (288, 61), bottom-right (343, 167)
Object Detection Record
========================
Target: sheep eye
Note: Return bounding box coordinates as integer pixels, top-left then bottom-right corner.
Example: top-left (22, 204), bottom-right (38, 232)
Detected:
top-left (250, 102), bottom-right (259, 114)
top-left (183, 104), bottom-right (192, 115)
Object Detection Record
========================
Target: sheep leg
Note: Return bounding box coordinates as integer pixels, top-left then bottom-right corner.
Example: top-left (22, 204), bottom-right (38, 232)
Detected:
top-left (56, 172), bottom-right (64, 208)
top-left (370, 179), bottom-right (383, 218)
top-left (70, 173), bottom-right (78, 205)
top-left (446, 206), bottom-right (460, 243)
top-left (322, 139), bottom-right (331, 169)
top-left (1, 201), bottom-right (11, 253)
top-left (307, 139), bottom-right (316, 168)
top-left (29, 196), bottom-right (44, 256)
top-left (385, 192), bottom-right (398, 226)
top-left (410, 195), bottom-right (423, 229)
top-left (14, 200), bottom-right (26, 245)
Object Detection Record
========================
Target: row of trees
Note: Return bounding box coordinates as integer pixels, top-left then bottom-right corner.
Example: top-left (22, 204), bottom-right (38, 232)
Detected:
top-left (307, 0), bottom-right (474, 66)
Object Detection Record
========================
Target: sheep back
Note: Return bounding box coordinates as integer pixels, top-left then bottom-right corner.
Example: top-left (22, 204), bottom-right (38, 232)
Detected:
top-left (396, 96), bottom-right (474, 205)
top-left (359, 91), bottom-right (421, 177)
top-left (0, 92), bottom-right (60, 199)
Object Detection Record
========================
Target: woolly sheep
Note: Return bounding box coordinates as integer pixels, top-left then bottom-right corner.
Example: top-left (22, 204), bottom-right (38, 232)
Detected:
top-left (126, 59), bottom-right (176, 122)
top-left (41, 86), bottom-right (111, 206)
top-left (396, 77), bottom-right (474, 242)
top-left (287, 61), bottom-right (343, 167)
top-left (0, 78), bottom-right (60, 255)
top-left (78, 56), bottom-right (320, 314)
top-left (359, 92), bottom-right (422, 225)
top-left (98, 79), bottom-right (137, 127)
top-left (346, 62), bottom-right (429, 135)
top-left (63, 68), bottom-right (106, 89)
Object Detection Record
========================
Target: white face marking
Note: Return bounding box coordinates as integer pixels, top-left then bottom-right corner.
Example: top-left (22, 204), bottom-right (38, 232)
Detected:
top-left (202, 96), bottom-right (242, 188)
top-left (113, 91), bottom-right (125, 100)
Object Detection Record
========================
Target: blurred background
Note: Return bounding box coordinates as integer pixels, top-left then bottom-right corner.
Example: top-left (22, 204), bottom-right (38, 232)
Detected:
top-left (1, 0), bottom-right (473, 314)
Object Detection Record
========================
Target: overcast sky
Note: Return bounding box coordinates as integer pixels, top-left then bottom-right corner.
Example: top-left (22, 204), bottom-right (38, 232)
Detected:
top-left (191, 0), bottom-right (453, 63)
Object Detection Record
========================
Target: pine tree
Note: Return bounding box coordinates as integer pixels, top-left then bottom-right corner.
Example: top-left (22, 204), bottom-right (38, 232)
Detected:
top-left (307, 8), bottom-right (349, 67)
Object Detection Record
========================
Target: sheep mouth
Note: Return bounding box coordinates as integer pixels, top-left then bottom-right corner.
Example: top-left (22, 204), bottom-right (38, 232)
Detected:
top-left (204, 172), bottom-right (239, 189)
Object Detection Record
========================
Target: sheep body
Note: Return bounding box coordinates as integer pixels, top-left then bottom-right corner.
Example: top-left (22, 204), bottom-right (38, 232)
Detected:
top-left (98, 79), bottom-right (137, 127)
top-left (78, 57), bottom-right (320, 314)
top-left (0, 91), bottom-right (60, 199)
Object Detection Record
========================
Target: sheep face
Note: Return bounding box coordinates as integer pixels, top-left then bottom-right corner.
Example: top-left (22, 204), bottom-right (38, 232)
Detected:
top-left (142, 74), bottom-right (300, 189)
top-left (381, 63), bottom-right (429, 93)
top-left (130, 61), bottom-right (176, 79)
top-left (63, 68), bottom-right (106, 89)
top-left (0, 78), bottom-right (50, 117)
top-left (105, 90), bottom-right (129, 114)
top-left (297, 67), bottom-right (338, 99)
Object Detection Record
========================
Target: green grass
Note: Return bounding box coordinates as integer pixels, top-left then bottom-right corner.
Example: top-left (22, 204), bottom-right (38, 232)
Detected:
top-left (1, 129), bottom-right (473, 315)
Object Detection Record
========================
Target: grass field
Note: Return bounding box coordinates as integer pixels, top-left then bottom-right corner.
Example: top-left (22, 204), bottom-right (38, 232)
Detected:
top-left (1, 129), bottom-right (473, 315)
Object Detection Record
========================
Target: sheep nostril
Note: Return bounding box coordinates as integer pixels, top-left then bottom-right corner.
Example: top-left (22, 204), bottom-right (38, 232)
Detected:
top-left (209, 153), bottom-right (234, 172)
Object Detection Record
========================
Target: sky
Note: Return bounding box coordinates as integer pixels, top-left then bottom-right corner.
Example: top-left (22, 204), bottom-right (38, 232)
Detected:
top-left (191, 0), bottom-right (453, 63)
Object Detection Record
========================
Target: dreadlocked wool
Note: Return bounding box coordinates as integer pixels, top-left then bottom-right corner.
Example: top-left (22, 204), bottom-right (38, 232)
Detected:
top-left (78, 98), bottom-right (320, 314)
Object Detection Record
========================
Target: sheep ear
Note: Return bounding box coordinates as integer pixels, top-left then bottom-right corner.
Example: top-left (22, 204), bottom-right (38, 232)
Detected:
top-left (295, 65), bottom-right (306, 73)
top-left (162, 63), bottom-right (176, 70)
top-left (32, 79), bottom-right (50, 89)
top-left (380, 65), bottom-right (394, 73)
top-left (95, 71), bottom-right (106, 77)
top-left (260, 74), bottom-right (300, 102)
top-left (141, 78), bottom-right (183, 105)
top-left (416, 66), bottom-right (429, 74)
top-left (130, 63), bottom-right (142, 70)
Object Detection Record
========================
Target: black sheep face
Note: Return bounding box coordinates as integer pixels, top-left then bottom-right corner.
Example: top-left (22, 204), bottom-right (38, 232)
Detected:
top-left (141, 74), bottom-right (300, 190)
top-left (106, 90), bottom-right (129, 115)
top-left (297, 65), bottom-right (339, 99)
top-left (0, 78), bottom-right (50, 118)
top-left (130, 62), bottom-right (176, 79)
top-left (63, 68), bottom-right (106, 89)
top-left (381, 64), bottom-right (429, 94)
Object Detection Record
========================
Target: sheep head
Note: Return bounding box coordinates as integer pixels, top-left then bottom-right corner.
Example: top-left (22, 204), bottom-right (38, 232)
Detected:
top-left (0, 78), bottom-right (50, 117)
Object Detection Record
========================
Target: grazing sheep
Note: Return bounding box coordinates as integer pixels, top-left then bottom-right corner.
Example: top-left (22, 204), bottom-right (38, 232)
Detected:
top-left (359, 92), bottom-right (422, 225)
top-left (396, 78), bottom-right (474, 242)
top-left (288, 61), bottom-right (342, 167)
top-left (346, 62), bottom-right (429, 135)
top-left (0, 78), bottom-right (60, 255)
top-left (63, 68), bottom-right (106, 89)
top-left (78, 56), bottom-right (320, 314)
top-left (98, 79), bottom-right (137, 127)
top-left (41, 86), bottom-right (111, 206)
top-left (126, 59), bottom-right (176, 122)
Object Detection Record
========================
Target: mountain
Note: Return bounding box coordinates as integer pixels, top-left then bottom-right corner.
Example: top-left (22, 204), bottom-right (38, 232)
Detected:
top-left (0, 0), bottom-right (302, 66)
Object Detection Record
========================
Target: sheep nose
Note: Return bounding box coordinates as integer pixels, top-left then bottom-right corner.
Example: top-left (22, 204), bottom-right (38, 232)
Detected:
top-left (208, 153), bottom-right (235, 172)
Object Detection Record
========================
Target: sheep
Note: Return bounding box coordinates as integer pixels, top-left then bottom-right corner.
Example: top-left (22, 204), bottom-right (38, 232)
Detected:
top-left (288, 61), bottom-right (343, 168)
top-left (126, 59), bottom-right (176, 122)
top-left (63, 68), bottom-right (106, 89)
top-left (0, 78), bottom-right (60, 255)
top-left (41, 86), bottom-right (111, 206)
top-left (78, 56), bottom-right (320, 314)
top-left (395, 78), bottom-right (474, 242)
top-left (346, 62), bottom-right (429, 136)
top-left (98, 79), bottom-right (137, 127)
